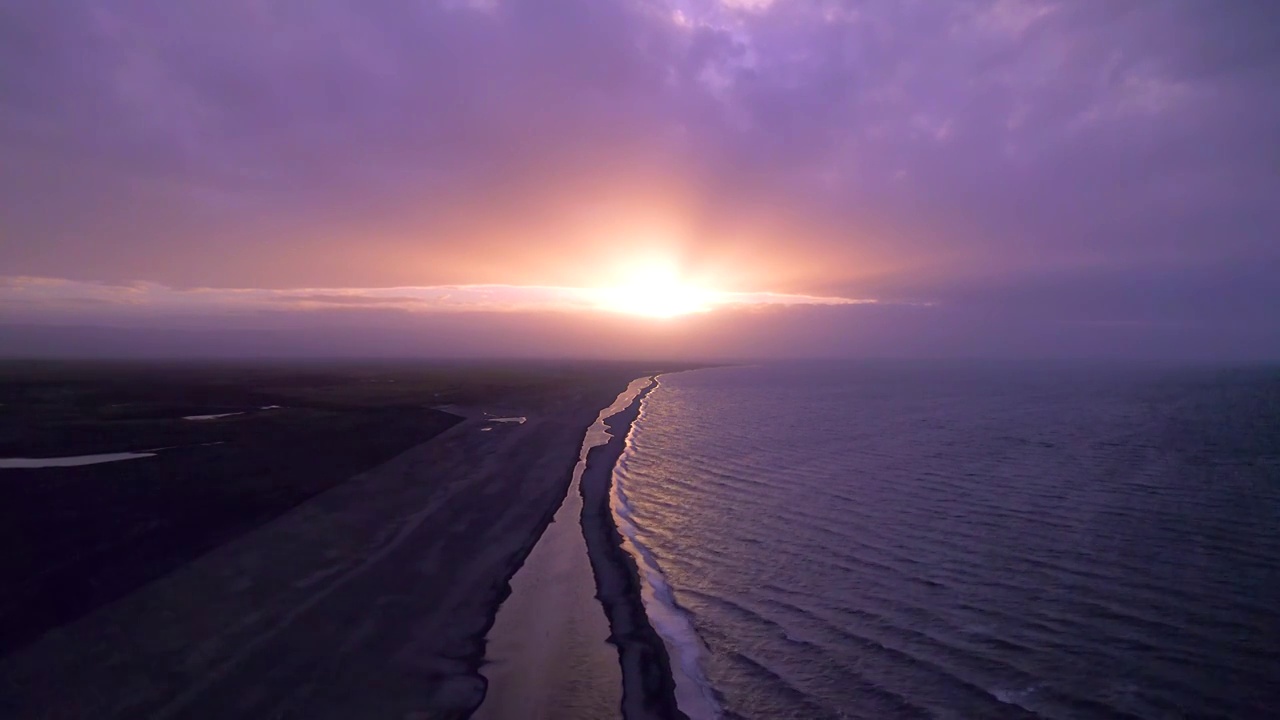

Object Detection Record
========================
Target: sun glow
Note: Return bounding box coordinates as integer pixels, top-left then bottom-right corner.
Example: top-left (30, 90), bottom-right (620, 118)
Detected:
top-left (592, 264), bottom-right (721, 318)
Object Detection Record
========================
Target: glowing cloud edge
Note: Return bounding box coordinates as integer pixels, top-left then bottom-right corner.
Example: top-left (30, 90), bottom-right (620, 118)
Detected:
top-left (0, 276), bottom-right (877, 318)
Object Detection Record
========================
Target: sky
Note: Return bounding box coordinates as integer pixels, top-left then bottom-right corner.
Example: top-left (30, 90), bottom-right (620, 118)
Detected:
top-left (1, 0), bottom-right (1278, 359)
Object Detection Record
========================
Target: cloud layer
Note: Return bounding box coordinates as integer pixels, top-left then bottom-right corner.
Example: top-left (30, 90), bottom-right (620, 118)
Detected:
top-left (0, 275), bottom-right (862, 318)
top-left (1, 0), bottom-right (1278, 356)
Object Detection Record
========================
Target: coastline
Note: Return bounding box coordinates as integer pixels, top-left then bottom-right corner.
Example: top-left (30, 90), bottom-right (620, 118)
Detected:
top-left (580, 378), bottom-right (691, 720)
top-left (610, 378), bottom-right (723, 720)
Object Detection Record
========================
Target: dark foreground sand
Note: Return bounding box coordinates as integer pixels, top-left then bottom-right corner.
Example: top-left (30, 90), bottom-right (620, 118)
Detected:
top-left (0, 378), bottom-right (631, 719)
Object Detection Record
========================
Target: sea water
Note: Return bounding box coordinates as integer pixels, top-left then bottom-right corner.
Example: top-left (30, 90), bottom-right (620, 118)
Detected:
top-left (613, 361), bottom-right (1280, 720)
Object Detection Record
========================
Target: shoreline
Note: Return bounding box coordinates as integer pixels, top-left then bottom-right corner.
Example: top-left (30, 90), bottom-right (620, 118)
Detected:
top-left (610, 378), bottom-right (723, 720)
top-left (580, 378), bottom-right (690, 720)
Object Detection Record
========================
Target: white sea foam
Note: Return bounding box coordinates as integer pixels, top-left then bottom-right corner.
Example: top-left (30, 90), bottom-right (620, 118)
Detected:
top-left (611, 377), bottom-right (724, 720)
top-left (992, 684), bottom-right (1041, 710)
top-left (487, 416), bottom-right (527, 424)
top-left (182, 412), bottom-right (244, 421)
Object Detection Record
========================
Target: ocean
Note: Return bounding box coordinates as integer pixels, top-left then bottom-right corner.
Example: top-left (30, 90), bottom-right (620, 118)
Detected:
top-left (611, 362), bottom-right (1280, 720)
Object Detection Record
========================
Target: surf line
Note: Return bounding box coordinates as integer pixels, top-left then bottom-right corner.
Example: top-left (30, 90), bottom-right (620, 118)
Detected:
top-left (606, 375), bottom-right (724, 720)
top-left (581, 374), bottom-right (728, 720)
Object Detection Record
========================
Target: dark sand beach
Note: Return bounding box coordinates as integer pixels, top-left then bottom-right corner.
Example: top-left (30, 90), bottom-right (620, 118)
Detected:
top-left (0, 362), bottom-right (688, 719)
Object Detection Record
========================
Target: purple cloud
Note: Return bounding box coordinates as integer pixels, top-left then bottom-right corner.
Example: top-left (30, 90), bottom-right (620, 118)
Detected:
top-left (1, 0), bottom-right (1277, 357)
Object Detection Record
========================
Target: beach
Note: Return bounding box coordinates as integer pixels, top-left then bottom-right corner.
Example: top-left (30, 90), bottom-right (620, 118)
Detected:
top-left (473, 379), bottom-right (647, 720)
top-left (0, 367), bottom-right (657, 719)
top-left (475, 376), bottom-right (689, 720)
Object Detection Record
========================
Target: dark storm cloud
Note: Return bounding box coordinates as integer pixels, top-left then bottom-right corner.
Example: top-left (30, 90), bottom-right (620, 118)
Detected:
top-left (1, 0), bottom-right (1277, 357)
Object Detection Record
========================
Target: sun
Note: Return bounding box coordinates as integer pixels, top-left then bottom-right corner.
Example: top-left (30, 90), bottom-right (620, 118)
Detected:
top-left (592, 264), bottom-right (720, 318)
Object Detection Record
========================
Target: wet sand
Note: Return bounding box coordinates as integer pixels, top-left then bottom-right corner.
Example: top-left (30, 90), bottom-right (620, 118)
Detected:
top-left (0, 378), bottom-right (629, 719)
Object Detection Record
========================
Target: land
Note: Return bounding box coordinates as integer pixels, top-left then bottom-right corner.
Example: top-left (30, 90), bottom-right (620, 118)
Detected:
top-left (0, 359), bottom-right (694, 719)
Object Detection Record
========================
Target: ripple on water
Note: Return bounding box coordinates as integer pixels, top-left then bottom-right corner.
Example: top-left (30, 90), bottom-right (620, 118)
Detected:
top-left (614, 363), bottom-right (1280, 720)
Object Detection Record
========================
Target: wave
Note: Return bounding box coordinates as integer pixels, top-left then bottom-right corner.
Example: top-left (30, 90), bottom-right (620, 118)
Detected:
top-left (611, 376), bottom-right (724, 720)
